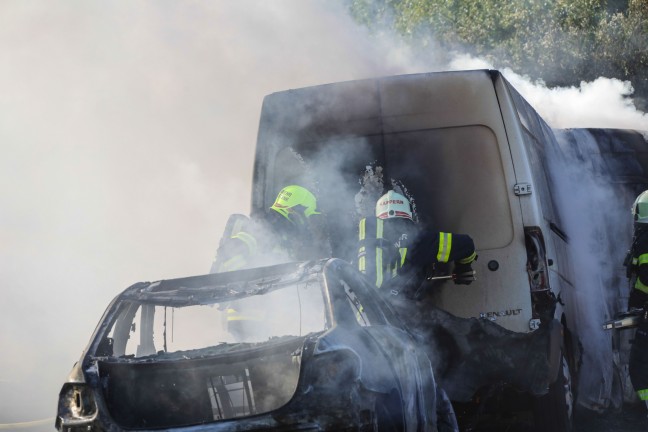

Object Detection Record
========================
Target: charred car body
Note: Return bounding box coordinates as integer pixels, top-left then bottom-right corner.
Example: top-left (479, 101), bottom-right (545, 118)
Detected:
top-left (56, 259), bottom-right (443, 431)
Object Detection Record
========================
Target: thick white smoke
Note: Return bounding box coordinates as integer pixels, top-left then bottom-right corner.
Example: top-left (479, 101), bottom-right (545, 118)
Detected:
top-left (547, 130), bottom-right (632, 410)
top-left (0, 2), bottom-right (418, 425)
top-left (448, 54), bottom-right (648, 130)
top-left (2, 1), bottom-right (647, 427)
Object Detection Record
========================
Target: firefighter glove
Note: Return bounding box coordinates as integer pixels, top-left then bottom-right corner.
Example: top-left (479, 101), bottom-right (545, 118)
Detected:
top-left (453, 263), bottom-right (475, 285)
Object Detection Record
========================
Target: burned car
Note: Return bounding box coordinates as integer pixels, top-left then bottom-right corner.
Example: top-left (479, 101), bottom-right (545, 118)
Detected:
top-left (56, 259), bottom-right (445, 431)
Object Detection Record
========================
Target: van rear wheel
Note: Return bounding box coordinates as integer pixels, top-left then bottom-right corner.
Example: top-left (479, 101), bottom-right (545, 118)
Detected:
top-left (533, 352), bottom-right (574, 432)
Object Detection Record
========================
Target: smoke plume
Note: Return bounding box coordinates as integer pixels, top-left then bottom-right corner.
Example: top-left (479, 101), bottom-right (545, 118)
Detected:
top-left (2, 1), bottom-right (647, 426)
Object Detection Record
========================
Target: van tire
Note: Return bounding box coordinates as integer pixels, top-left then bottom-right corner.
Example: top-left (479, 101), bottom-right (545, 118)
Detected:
top-left (533, 352), bottom-right (574, 432)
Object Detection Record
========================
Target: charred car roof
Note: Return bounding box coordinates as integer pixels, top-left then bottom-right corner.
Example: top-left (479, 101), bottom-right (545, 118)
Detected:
top-left (119, 260), bottom-right (322, 306)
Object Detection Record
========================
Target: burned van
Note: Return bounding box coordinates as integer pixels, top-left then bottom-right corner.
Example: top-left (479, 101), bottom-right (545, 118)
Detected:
top-left (251, 70), bottom-right (578, 430)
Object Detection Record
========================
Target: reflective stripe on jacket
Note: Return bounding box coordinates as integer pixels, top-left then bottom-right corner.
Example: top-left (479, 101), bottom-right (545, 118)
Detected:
top-left (215, 231), bottom-right (258, 273)
top-left (631, 231), bottom-right (648, 295)
top-left (635, 252), bottom-right (648, 294)
top-left (358, 218), bottom-right (476, 288)
top-left (358, 218), bottom-right (477, 287)
top-left (407, 230), bottom-right (476, 269)
top-left (358, 218), bottom-right (403, 288)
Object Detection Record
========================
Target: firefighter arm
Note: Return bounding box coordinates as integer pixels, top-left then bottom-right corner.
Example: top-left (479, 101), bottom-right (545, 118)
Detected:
top-left (447, 234), bottom-right (476, 264)
top-left (407, 231), bottom-right (441, 267)
top-left (214, 233), bottom-right (256, 272)
top-left (407, 231), bottom-right (475, 265)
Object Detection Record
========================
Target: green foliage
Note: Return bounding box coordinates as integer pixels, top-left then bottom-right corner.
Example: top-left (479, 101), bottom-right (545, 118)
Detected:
top-left (346, 0), bottom-right (648, 109)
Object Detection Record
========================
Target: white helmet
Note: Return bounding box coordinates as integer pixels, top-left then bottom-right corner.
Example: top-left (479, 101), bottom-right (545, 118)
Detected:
top-left (632, 190), bottom-right (648, 224)
top-left (376, 190), bottom-right (413, 220)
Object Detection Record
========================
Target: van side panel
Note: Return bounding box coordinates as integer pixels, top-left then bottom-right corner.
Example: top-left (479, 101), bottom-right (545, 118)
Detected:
top-left (494, 76), bottom-right (576, 329)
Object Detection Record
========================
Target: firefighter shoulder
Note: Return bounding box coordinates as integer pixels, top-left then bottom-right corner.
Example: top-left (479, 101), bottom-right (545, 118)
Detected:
top-left (211, 185), bottom-right (323, 273)
top-left (357, 190), bottom-right (477, 292)
top-left (211, 215), bottom-right (258, 273)
top-left (607, 189), bottom-right (648, 327)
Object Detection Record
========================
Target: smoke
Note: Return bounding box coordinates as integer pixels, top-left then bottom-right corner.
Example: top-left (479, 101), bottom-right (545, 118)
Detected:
top-left (546, 130), bottom-right (629, 410)
top-left (2, 0), bottom-right (648, 426)
top-left (0, 2), bottom-right (422, 423)
top-left (448, 54), bottom-right (648, 130)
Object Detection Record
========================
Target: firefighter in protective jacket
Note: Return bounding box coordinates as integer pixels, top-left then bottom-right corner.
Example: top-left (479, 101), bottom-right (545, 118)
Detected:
top-left (211, 185), bottom-right (326, 341)
top-left (626, 190), bottom-right (648, 407)
top-left (211, 184), bottom-right (325, 273)
top-left (357, 190), bottom-right (477, 297)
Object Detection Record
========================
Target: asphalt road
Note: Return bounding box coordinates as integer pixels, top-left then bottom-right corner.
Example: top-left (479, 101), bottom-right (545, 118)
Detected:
top-left (574, 405), bottom-right (647, 432)
top-left (13, 407), bottom-right (646, 431)
top-left (458, 405), bottom-right (647, 431)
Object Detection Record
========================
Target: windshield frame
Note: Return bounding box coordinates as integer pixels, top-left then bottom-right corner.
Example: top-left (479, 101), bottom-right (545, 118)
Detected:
top-left (86, 261), bottom-right (333, 362)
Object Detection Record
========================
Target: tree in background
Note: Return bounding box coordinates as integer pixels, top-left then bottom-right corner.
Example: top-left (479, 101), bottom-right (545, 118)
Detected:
top-left (347, 0), bottom-right (648, 110)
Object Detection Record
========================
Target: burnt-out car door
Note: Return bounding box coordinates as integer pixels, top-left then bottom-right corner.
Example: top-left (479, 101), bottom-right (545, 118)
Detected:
top-left (321, 259), bottom-right (437, 431)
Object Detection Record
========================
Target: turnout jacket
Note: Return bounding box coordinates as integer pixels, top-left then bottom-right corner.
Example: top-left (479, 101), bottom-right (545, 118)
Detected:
top-left (357, 217), bottom-right (476, 288)
top-left (211, 210), bottom-right (329, 274)
top-left (210, 213), bottom-right (291, 274)
top-left (626, 227), bottom-right (648, 401)
top-left (627, 228), bottom-right (648, 309)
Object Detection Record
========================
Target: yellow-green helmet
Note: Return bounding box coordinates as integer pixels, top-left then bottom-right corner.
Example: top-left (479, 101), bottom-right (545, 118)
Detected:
top-left (270, 185), bottom-right (320, 224)
top-left (632, 190), bottom-right (648, 224)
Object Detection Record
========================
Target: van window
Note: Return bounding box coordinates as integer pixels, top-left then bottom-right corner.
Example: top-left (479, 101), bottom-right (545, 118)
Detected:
top-left (267, 125), bottom-right (513, 256)
top-left (385, 126), bottom-right (513, 249)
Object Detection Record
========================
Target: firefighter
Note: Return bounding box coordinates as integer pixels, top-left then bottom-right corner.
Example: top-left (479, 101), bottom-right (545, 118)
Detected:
top-left (266, 184), bottom-right (325, 260)
top-left (210, 219), bottom-right (258, 273)
top-left (358, 190), bottom-right (477, 297)
top-left (626, 190), bottom-right (648, 408)
top-left (211, 185), bottom-right (326, 340)
top-left (211, 184), bottom-right (324, 273)
top-left (357, 190), bottom-right (466, 432)
top-left (628, 190), bottom-right (648, 310)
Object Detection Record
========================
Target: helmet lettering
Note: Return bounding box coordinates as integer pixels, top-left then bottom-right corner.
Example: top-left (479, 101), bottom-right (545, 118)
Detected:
top-left (279, 191), bottom-right (293, 202)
